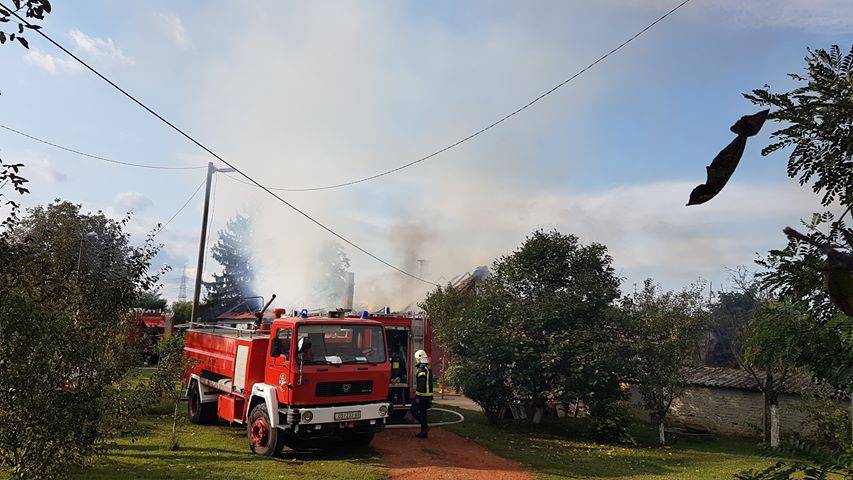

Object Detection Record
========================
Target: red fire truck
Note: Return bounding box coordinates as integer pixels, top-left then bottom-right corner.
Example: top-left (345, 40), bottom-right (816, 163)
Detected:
top-left (183, 305), bottom-right (392, 456)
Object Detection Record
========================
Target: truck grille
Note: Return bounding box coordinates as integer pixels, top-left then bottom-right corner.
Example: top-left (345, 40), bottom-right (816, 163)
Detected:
top-left (315, 381), bottom-right (373, 397)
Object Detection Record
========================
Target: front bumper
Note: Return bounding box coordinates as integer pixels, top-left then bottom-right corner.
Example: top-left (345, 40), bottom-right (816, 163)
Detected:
top-left (280, 402), bottom-right (390, 427)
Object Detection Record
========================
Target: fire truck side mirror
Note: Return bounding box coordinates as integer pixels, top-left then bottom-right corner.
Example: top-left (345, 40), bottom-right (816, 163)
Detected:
top-left (297, 336), bottom-right (311, 354)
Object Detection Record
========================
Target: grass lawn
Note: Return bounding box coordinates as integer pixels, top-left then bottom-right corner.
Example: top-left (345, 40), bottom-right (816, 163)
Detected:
top-left (434, 403), bottom-right (797, 480)
top-left (63, 415), bottom-right (388, 480)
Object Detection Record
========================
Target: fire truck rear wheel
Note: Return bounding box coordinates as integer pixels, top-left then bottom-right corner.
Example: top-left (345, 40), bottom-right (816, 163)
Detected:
top-left (247, 403), bottom-right (284, 457)
top-left (187, 381), bottom-right (216, 425)
top-left (342, 431), bottom-right (375, 447)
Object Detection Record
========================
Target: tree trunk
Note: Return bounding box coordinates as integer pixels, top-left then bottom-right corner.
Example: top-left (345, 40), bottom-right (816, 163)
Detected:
top-left (762, 369), bottom-right (774, 445)
top-left (170, 397), bottom-right (180, 451)
top-left (659, 421), bottom-right (666, 446)
top-left (532, 405), bottom-right (543, 424)
top-left (769, 403), bottom-right (780, 448)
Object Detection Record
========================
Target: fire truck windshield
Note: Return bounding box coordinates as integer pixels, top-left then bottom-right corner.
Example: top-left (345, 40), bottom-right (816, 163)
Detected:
top-left (297, 324), bottom-right (387, 365)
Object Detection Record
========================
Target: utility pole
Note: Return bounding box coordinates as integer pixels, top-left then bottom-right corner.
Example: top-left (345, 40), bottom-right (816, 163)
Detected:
top-left (191, 162), bottom-right (235, 322)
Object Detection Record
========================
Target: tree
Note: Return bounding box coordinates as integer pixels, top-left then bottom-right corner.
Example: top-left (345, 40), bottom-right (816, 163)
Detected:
top-left (150, 334), bottom-right (193, 451)
top-left (313, 240), bottom-right (351, 307)
top-left (442, 281), bottom-right (515, 422)
top-left (419, 282), bottom-right (475, 353)
top-left (431, 230), bottom-right (625, 428)
top-left (0, 201), bottom-right (162, 479)
top-left (746, 45), bottom-right (853, 321)
top-left (171, 300), bottom-right (192, 325)
top-left (492, 230), bottom-right (622, 424)
top-left (203, 213), bottom-right (255, 316)
top-left (705, 287), bottom-right (757, 367)
top-left (134, 290), bottom-right (167, 311)
top-left (623, 279), bottom-right (707, 445)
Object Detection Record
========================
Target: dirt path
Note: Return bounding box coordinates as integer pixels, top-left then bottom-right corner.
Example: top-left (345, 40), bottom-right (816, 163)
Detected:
top-left (373, 428), bottom-right (535, 480)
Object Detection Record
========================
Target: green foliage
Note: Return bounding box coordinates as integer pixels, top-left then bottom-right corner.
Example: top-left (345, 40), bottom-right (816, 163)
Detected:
top-left (441, 281), bottom-right (514, 421)
top-left (588, 401), bottom-right (636, 444)
top-left (706, 286), bottom-right (758, 367)
top-left (735, 451), bottom-right (853, 480)
top-left (0, 158), bottom-right (29, 230)
top-left (313, 240), bottom-right (351, 307)
top-left (757, 213), bottom-right (845, 324)
top-left (622, 279), bottom-right (707, 444)
top-left (150, 335), bottom-right (192, 450)
top-left (744, 45), bottom-right (853, 208)
top-left (746, 45), bottom-right (853, 384)
top-left (0, 201), bottom-right (162, 480)
top-left (203, 213), bottom-right (255, 316)
top-left (170, 300), bottom-right (192, 325)
top-left (492, 230), bottom-right (622, 408)
top-left (795, 398), bottom-right (852, 452)
top-left (428, 230), bottom-right (626, 429)
top-left (742, 301), bottom-right (810, 375)
top-left (134, 290), bottom-right (167, 311)
top-left (419, 283), bottom-right (475, 353)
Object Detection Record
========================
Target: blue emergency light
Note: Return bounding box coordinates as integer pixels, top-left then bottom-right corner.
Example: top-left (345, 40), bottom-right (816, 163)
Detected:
top-left (300, 308), bottom-right (308, 318)
top-left (361, 310), bottom-right (369, 319)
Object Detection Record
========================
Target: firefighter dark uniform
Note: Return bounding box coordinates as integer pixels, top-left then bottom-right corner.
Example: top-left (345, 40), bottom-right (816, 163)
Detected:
top-left (410, 362), bottom-right (433, 438)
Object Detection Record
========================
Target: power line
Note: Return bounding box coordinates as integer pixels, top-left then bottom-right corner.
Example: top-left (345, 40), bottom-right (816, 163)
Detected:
top-left (0, 123), bottom-right (207, 171)
top-left (4, 4), bottom-right (437, 286)
top-left (152, 176), bottom-right (206, 238)
top-left (8, 0), bottom-right (691, 194)
top-left (220, 0), bottom-right (694, 192)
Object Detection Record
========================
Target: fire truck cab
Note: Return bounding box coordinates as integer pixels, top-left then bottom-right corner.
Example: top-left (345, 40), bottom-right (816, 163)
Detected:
top-left (184, 309), bottom-right (391, 456)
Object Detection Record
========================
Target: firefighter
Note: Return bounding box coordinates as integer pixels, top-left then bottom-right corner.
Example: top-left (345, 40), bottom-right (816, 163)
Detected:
top-left (409, 349), bottom-right (433, 438)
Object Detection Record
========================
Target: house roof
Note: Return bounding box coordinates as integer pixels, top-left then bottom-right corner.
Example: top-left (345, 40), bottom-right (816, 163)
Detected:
top-left (683, 366), bottom-right (837, 397)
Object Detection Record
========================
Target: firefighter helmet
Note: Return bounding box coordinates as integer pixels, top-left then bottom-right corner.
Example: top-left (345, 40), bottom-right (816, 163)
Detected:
top-left (414, 349), bottom-right (429, 364)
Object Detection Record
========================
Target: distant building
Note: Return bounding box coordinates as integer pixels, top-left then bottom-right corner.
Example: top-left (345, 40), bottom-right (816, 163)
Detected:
top-left (630, 366), bottom-right (845, 437)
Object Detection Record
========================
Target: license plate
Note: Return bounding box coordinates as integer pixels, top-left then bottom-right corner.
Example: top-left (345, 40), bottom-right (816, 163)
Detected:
top-left (334, 411), bottom-right (361, 421)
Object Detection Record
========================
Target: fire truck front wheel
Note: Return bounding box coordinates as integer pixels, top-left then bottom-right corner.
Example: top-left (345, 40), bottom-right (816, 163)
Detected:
top-left (247, 403), bottom-right (285, 457)
top-left (187, 381), bottom-right (216, 425)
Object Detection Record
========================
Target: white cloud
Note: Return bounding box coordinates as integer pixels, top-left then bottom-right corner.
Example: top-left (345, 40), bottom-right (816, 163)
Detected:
top-left (26, 157), bottom-right (67, 184)
top-left (155, 12), bottom-right (191, 48)
top-left (22, 49), bottom-right (81, 75)
top-left (69, 29), bottom-right (134, 65)
top-left (112, 191), bottom-right (153, 214)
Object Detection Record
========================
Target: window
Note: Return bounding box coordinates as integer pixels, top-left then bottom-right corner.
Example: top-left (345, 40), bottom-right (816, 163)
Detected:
top-left (297, 324), bottom-right (386, 364)
top-left (276, 328), bottom-right (292, 361)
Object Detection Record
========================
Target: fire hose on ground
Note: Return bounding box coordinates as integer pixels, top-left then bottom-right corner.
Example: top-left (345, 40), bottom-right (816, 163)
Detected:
top-left (384, 407), bottom-right (465, 429)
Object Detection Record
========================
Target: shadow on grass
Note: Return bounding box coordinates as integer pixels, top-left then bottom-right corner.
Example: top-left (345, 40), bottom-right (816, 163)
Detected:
top-left (437, 405), bottom-right (791, 479)
top-left (69, 417), bottom-right (387, 480)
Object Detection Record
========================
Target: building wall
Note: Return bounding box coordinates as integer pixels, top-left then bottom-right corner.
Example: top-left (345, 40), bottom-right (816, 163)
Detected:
top-left (630, 386), bottom-right (817, 438)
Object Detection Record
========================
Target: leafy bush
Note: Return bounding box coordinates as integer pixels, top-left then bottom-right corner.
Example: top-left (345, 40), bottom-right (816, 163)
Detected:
top-left (735, 450), bottom-right (853, 480)
top-left (0, 202), bottom-right (162, 479)
top-left (796, 398), bottom-right (852, 452)
top-left (588, 401), bottom-right (635, 444)
top-left (445, 361), bottom-right (511, 422)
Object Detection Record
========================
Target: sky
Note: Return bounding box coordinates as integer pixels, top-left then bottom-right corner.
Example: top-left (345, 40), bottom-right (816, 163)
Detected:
top-left (1, 0), bottom-right (851, 309)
